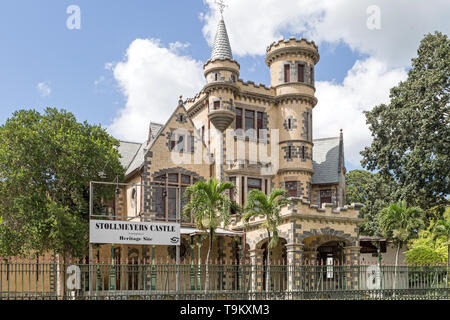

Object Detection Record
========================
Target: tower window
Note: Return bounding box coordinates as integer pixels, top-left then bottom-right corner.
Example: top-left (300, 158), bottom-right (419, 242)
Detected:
top-left (245, 110), bottom-right (255, 131)
top-left (213, 101), bottom-right (221, 110)
top-left (235, 108), bottom-right (243, 129)
top-left (298, 64), bottom-right (304, 82)
top-left (288, 118), bottom-right (292, 130)
top-left (288, 146), bottom-right (292, 159)
top-left (284, 64), bottom-right (290, 83)
top-left (285, 181), bottom-right (298, 197)
top-left (301, 146), bottom-right (306, 159)
top-left (201, 126), bottom-right (205, 143)
top-left (310, 67), bottom-right (314, 85)
top-left (257, 112), bottom-right (264, 138)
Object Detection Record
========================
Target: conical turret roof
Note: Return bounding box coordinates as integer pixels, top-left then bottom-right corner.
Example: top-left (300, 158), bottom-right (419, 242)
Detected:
top-left (211, 18), bottom-right (233, 61)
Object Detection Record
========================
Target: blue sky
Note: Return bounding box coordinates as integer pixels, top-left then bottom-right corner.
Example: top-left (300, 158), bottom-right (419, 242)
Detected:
top-left (0, 0), bottom-right (448, 170)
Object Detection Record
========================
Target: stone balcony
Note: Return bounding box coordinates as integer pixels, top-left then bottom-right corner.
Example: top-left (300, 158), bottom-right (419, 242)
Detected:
top-left (208, 102), bottom-right (235, 132)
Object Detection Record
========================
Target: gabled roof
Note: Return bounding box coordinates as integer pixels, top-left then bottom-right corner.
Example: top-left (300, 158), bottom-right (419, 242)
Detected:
top-left (117, 141), bottom-right (142, 170)
top-left (117, 123), bottom-right (164, 178)
top-left (211, 18), bottom-right (233, 61)
top-left (149, 122), bottom-right (163, 141)
top-left (117, 101), bottom-right (211, 180)
top-left (312, 137), bottom-right (341, 184)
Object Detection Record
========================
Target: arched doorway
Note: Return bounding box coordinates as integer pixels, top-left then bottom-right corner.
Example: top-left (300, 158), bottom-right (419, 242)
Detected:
top-left (260, 238), bottom-right (287, 291)
top-left (317, 241), bottom-right (345, 265)
top-left (316, 240), bottom-right (347, 290)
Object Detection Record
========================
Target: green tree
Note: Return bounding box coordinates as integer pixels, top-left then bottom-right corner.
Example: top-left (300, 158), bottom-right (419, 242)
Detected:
top-left (405, 229), bottom-right (447, 264)
top-left (361, 32), bottom-right (450, 216)
top-left (183, 178), bottom-right (238, 292)
top-left (345, 170), bottom-right (374, 204)
top-left (0, 108), bottom-right (124, 258)
top-left (243, 189), bottom-right (290, 292)
top-left (432, 207), bottom-right (450, 283)
top-left (345, 170), bottom-right (397, 236)
top-left (379, 201), bottom-right (425, 291)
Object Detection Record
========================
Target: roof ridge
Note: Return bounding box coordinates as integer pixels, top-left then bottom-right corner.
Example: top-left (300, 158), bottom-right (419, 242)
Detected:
top-left (313, 136), bottom-right (340, 141)
top-left (119, 140), bottom-right (142, 145)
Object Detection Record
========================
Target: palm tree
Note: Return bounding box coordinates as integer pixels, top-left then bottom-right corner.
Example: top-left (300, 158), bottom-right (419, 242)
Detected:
top-left (243, 188), bottom-right (290, 292)
top-left (183, 178), bottom-right (238, 292)
top-left (378, 201), bottom-right (425, 292)
top-left (432, 208), bottom-right (450, 287)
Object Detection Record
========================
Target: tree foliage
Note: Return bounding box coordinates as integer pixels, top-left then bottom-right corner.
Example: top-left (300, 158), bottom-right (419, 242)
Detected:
top-left (243, 188), bottom-right (290, 291)
top-left (405, 229), bottom-right (448, 264)
top-left (183, 178), bottom-right (238, 292)
top-left (361, 32), bottom-right (450, 215)
top-left (379, 201), bottom-right (425, 247)
top-left (345, 170), bottom-right (397, 236)
top-left (0, 108), bottom-right (124, 257)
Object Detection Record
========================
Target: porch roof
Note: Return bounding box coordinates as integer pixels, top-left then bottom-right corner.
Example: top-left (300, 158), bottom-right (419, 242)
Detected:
top-left (180, 227), bottom-right (243, 237)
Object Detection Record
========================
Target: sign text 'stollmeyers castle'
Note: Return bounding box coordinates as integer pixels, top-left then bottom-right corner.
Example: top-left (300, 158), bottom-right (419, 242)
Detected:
top-left (111, 16), bottom-right (364, 268)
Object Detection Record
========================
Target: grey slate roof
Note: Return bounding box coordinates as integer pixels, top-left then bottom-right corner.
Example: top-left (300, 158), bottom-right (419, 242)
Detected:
top-left (117, 123), bottom-right (164, 177)
top-left (117, 141), bottom-right (142, 170)
top-left (125, 143), bottom-right (146, 176)
top-left (211, 18), bottom-right (233, 61)
top-left (312, 137), bottom-right (340, 184)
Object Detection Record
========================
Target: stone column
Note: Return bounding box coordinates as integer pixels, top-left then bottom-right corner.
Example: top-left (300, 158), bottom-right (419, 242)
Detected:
top-left (302, 250), bottom-right (317, 290)
top-left (249, 249), bottom-right (264, 293)
top-left (344, 246), bottom-right (361, 290)
top-left (286, 243), bottom-right (304, 292)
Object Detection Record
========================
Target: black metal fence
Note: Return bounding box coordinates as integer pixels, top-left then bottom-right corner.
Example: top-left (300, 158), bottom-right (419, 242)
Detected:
top-left (0, 259), bottom-right (448, 300)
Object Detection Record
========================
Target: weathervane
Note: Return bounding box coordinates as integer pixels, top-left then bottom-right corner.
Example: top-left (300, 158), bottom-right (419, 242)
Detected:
top-left (216, 0), bottom-right (227, 16)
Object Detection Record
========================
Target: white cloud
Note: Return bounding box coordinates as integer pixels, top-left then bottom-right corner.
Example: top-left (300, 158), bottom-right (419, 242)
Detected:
top-left (200, 0), bottom-right (447, 166)
top-left (201, 0), bottom-right (450, 67)
top-left (108, 39), bottom-right (205, 142)
top-left (314, 58), bottom-right (407, 166)
top-left (37, 82), bottom-right (51, 97)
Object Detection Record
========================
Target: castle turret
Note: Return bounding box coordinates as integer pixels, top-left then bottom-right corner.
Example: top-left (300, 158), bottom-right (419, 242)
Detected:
top-left (203, 17), bottom-right (240, 132)
top-left (266, 37), bottom-right (320, 200)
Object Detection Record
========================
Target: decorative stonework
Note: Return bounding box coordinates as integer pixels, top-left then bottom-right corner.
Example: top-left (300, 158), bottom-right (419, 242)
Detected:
top-left (283, 115), bottom-right (298, 131)
top-left (298, 227), bottom-right (357, 247)
top-left (175, 113), bottom-right (188, 124)
top-left (281, 144), bottom-right (311, 161)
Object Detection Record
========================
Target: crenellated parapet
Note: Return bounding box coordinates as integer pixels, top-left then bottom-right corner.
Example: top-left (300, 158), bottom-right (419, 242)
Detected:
top-left (229, 199), bottom-right (364, 230)
top-left (266, 37), bottom-right (320, 67)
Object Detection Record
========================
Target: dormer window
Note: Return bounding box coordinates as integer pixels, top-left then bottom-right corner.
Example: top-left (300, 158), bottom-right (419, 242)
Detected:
top-left (284, 64), bottom-right (290, 83)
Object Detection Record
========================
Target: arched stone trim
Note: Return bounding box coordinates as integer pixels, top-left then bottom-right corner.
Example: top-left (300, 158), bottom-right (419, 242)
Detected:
top-left (299, 227), bottom-right (356, 249)
top-left (151, 167), bottom-right (205, 181)
top-left (254, 232), bottom-right (288, 250)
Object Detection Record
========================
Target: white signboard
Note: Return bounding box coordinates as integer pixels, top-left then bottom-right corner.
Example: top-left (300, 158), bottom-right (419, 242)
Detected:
top-left (90, 220), bottom-right (180, 246)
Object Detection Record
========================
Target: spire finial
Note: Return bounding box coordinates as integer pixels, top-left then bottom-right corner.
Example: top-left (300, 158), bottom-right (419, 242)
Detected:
top-left (216, 0), bottom-right (227, 16)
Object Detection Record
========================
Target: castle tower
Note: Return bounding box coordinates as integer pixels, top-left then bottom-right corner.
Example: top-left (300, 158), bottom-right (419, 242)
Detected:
top-left (265, 38), bottom-right (320, 200)
top-left (203, 16), bottom-right (240, 180)
top-left (204, 17), bottom-right (240, 132)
